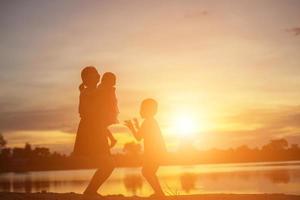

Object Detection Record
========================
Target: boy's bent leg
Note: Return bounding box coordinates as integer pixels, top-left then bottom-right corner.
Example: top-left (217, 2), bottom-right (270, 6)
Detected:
top-left (84, 156), bottom-right (114, 194)
top-left (142, 164), bottom-right (164, 195)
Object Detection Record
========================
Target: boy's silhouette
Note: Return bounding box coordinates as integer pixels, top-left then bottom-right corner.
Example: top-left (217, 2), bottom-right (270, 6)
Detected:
top-left (125, 98), bottom-right (166, 197)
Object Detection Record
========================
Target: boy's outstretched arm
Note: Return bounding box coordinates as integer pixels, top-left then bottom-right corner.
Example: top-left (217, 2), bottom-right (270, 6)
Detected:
top-left (133, 118), bottom-right (140, 130)
top-left (125, 120), bottom-right (142, 141)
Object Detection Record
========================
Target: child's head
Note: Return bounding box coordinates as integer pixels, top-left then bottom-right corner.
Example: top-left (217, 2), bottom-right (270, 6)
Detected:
top-left (140, 98), bottom-right (158, 119)
top-left (101, 72), bottom-right (116, 87)
top-left (81, 66), bottom-right (100, 88)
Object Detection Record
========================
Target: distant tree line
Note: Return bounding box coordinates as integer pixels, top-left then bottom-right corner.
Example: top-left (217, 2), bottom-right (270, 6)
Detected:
top-left (0, 133), bottom-right (300, 172)
top-left (169, 138), bottom-right (300, 164)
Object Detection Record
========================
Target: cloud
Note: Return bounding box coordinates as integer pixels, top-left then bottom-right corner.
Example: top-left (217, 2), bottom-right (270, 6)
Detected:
top-left (286, 27), bottom-right (300, 36)
top-left (0, 86), bottom-right (154, 135)
top-left (224, 105), bottom-right (300, 129)
top-left (213, 105), bottom-right (300, 147)
top-left (184, 10), bottom-right (209, 19)
top-left (0, 107), bottom-right (77, 133)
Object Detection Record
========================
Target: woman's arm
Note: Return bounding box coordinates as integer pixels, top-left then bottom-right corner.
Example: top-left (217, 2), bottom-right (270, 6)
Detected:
top-left (78, 93), bottom-right (85, 118)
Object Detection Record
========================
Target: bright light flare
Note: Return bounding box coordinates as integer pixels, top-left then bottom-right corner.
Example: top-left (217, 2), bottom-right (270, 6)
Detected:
top-left (172, 111), bottom-right (200, 137)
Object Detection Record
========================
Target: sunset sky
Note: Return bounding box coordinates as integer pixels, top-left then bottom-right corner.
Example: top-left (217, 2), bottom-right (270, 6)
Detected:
top-left (1, 0), bottom-right (300, 153)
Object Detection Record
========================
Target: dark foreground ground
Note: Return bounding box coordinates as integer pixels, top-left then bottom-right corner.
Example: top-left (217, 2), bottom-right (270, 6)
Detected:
top-left (1, 193), bottom-right (300, 200)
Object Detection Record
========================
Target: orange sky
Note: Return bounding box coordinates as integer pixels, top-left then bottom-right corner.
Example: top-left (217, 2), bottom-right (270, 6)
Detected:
top-left (0, 0), bottom-right (300, 153)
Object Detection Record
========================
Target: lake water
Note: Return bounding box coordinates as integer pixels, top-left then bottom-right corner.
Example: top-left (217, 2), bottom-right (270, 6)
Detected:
top-left (0, 161), bottom-right (300, 196)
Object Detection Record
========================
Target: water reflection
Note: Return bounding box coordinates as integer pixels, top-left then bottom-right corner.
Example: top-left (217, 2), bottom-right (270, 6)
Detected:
top-left (180, 173), bottom-right (197, 192)
top-left (0, 180), bottom-right (10, 192)
top-left (23, 178), bottom-right (49, 193)
top-left (0, 178), bottom-right (87, 193)
top-left (123, 174), bottom-right (143, 195)
top-left (196, 169), bottom-right (292, 184)
top-left (265, 170), bottom-right (290, 184)
top-left (0, 162), bottom-right (300, 196)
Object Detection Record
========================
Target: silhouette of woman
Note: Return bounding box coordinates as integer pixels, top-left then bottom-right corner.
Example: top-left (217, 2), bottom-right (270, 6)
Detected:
top-left (73, 66), bottom-right (100, 158)
top-left (73, 66), bottom-right (115, 196)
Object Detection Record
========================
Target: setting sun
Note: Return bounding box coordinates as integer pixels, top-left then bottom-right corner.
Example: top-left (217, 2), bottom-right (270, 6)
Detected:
top-left (172, 112), bottom-right (199, 137)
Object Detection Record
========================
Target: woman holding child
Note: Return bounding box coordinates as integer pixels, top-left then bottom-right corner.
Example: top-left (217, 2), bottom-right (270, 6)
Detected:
top-left (73, 66), bottom-right (166, 197)
top-left (73, 66), bottom-right (118, 195)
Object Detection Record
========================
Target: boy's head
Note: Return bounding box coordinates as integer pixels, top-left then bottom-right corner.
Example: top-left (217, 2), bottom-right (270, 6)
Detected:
top-left (140, 98), bottom-right (158, 119)
top-left (101, 72), bottom-right (116, 87)
top-left (81, 66), bottom-right (100, 88)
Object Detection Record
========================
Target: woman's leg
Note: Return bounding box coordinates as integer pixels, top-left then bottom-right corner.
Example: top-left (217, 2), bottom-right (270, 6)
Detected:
top-left (84, 156), bottom-right (114, 195)
top-left (141, 163), bottom-right (164, 195)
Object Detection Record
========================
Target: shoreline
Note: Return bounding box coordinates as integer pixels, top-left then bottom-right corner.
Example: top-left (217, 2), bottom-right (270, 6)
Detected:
top-left (1, 192), bottom-right (300, 200)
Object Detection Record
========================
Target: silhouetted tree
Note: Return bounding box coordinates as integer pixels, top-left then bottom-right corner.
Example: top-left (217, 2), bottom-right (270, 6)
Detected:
top-left (262, 139), bottom-right (288, 151)
top-left (2, 138), bottom-right (300, 172)
top-left (236, 145), bottom-right (251, 152)
top-left (0, 148), bottom-right (11, 158)
top-left (24, 143), bottom-right (32, 158)
top-left (33, 147), bottom-right (50, 157)
top-left (0, 133), bottom-right (7, 149)
top-left (123, 142), bottom-right (142, 155)
top-left (12, 147), bottom-right (26, 158)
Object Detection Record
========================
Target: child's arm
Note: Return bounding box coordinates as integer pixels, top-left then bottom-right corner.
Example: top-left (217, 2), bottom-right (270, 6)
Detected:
top-left (132, 118), bottom-right (139, 129)
top-left (125, 120), bottom-right (143, 141)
